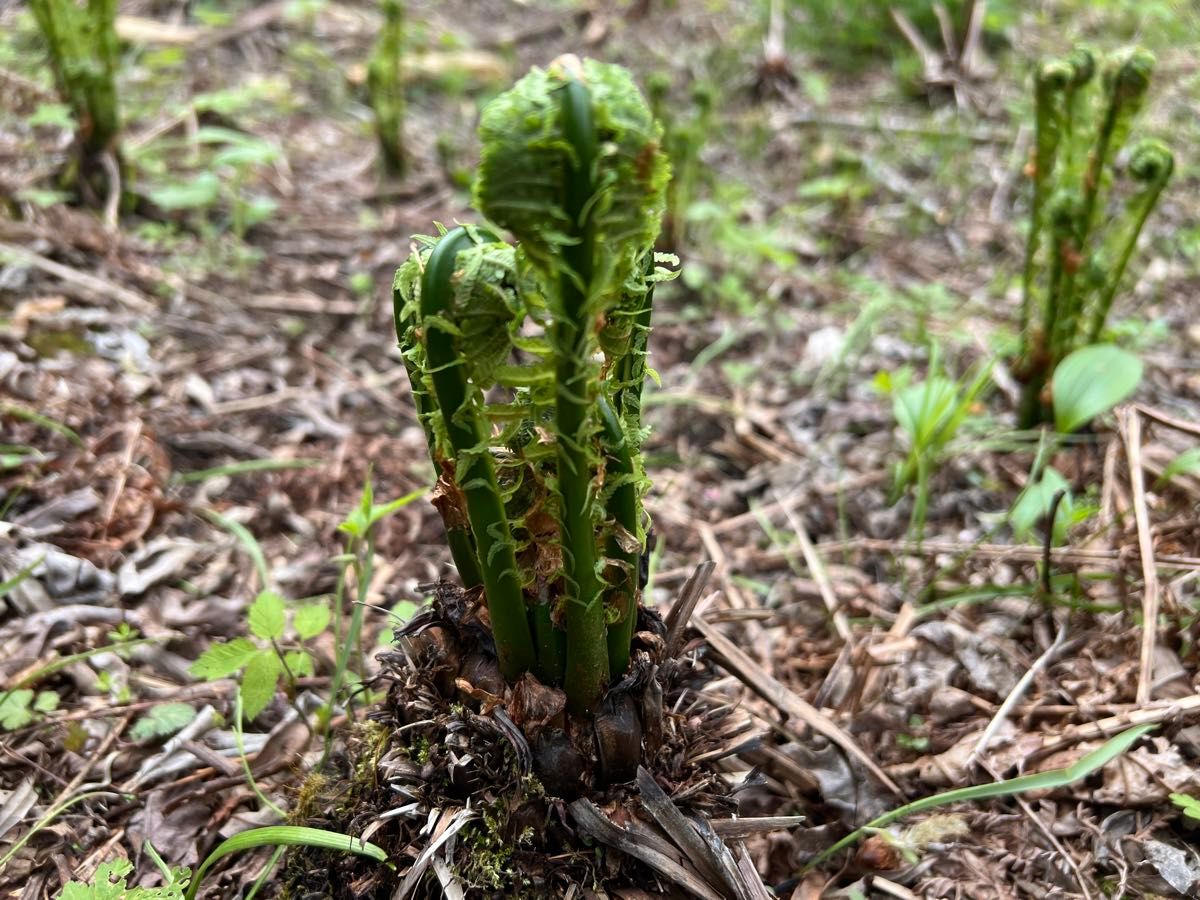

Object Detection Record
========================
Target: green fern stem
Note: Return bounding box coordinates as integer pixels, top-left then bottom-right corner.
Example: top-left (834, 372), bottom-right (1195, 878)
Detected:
top-left (1086, 141), bottom-right (1173, 343)
top-left (421, 226), bottom-right (535, 679)
top-left (392, 270), bottom-right (483, 589)
top-left (1019, 61), bottom-right (1070, 356)
top-left (367, 0), bottom-right (406, 177)
top-left (556, 77), bottom-right (610, 716)
top-left (599, 396), bottom-right (640, 678)
top-left (532, 594), bottom-right (565, 686)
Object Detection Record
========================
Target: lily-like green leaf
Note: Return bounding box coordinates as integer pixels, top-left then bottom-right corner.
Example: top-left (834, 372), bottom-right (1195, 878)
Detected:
top-left (1052, 345), bottom-right (1142, 434)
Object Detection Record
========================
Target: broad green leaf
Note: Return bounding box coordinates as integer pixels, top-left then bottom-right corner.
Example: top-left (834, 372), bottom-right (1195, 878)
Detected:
top-left (240, 650), bottom-right (283, 720)
top-left (130, 702), bottom-right (198, 741)
top-left (293, 603), bottom-right (330, 640)
top-left (189, 637), bottom-right (259, 680)
top-left (0, 690), bottom-right (34, 730)
top-left (248, 590), bottom-right (287, 640)
top-left (149, 173), bottom-right (221, 211)
top-left (1052, 345), bottom-right (1142, 434)
top-left (284, 649), bottom-right (314, 678)
top-left (184, 826), bottom-right (387, 900)
top-left (32, 690), bottom-right (59, 713)
top-left (28, 102), bottom-right (74, 129)
top-left (1157, 448), bottom-right (1200, 487)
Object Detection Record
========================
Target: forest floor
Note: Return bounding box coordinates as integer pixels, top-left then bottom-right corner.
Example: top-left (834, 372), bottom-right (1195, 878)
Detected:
top-left (2, 1), bottom-right (1200, 897)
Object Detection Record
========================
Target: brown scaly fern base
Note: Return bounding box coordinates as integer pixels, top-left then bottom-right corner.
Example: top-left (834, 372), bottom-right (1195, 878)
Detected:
top-left (282, 578), bottom-right (765, 899)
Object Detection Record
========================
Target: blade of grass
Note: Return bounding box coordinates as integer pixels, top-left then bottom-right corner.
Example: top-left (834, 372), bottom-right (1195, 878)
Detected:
top-left (184, 825), bottom-right (388, 900)
top-left (202, 508), bottom-right (270, 589)
top-left (0, 404), bottom-right (83, 447)
top-left (176, 458), bottom-right (321, 483)
top-left (803, 723), bottom-right (1154, 869)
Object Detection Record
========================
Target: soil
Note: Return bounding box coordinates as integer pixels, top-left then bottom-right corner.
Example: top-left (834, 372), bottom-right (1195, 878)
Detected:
top-left (2, 1), bottom-right (1199, 898)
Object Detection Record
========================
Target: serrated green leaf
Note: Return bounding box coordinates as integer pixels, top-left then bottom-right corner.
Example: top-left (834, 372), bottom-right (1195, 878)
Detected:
top-left (130, 702), bottom-right (198, 741)
top-left (248, 590), bottom-right (287, 640)
top-left (293, 603), bottom-right (330, 640)
top-left (284, 649), bottom-right (314, 678)
top-left (189, 638), bottom-right (259, 680)
top-left (0, 689), bottom-right (34, 730)
top-left (32, 690), bottom-right (59, 713)
top-left (1052, 345), bottom-right (1143, 434)
top-left (240, 650), bottom-right (283, 720)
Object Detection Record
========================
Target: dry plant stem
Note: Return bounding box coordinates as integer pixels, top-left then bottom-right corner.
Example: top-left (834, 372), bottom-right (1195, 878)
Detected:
top-left (967, 618), bottom-right (1068, 768)
top-left (694, 616), bottom-right (904, 797)
top-left (0, 241), bottom-right (154, 313)
top-left (775, 491), bottom-right (851, 642)
top-left (1120, 408), bottom-right (1160, 705)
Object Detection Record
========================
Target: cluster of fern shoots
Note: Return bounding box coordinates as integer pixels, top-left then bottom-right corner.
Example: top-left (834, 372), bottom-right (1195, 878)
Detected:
top-left (1016, 45), bottom-right (1173, 427)
top-left (393, 57), bottom-right (674, 717)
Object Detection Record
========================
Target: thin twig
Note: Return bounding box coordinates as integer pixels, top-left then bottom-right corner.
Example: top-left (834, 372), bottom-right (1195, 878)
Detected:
top-left (0, 241), bottom-right (155, 313)
top-left (695, 616), bottom-right (904, 797)
top-left (774, 491), bottom-right (851, 642)
top-left (1121, 408), bottom-right (1160, 705)
top-left (967, 618), bottom-right (1068, 769)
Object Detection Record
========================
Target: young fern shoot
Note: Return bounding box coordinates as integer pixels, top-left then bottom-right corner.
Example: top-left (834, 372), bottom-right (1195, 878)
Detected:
top-left (393, 57), bottom-right (671, 718)
top-left (367, 0), bottom-right (406, 177)
top-left (1015, 45), bottom-right (1172, 428)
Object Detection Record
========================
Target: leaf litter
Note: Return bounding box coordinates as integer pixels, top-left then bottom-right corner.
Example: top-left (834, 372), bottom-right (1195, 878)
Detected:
top-left (2, 1), bottom-right (1200, 897)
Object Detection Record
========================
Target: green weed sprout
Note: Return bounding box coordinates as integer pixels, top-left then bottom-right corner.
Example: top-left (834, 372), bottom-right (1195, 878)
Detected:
top-left (1016, 46), bottom-right (1171, 428)
top-left (367, 0), bottom-right (406, 177)
top-left (28, 0), bottom-right (122, 196)
top-left (393, 57), bottom-right (671, 716)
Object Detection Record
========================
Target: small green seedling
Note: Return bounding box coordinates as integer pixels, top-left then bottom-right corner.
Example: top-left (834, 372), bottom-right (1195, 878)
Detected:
top-left (880, 353), bottom-right (991, 537)
top-left (1051, 343), bottom-right (1142, 434)
top-left (1016, 46), bottom-right (1172, 427)
top-left (394, 57), bottom-right (672, 716)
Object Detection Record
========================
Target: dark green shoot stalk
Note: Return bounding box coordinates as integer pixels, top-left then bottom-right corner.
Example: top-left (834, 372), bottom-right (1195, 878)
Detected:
top-left (1058, 47), bottom-right (1095, 169)
top-left (533, 592), bottom-right (565, 686)
top-left (1079, 49), bottom-right (1154, 239)
top-left (1086, 141), bottom-right (1173, 344)
top-left (1019, 60), bottom-right (1071, 353)
top-left (421, 226), bottom-right (535, 679)
top-left (599, 396), bottom-right (639, 677)
top-left (28, 0), bottom-right (122, 188)
top-left (367, 0), bottom-right (406, 177)
top-left (555, 78), bottom-right (610, 715)
top-left (393, 251), bottom-right (483, 590)
top-left (1053, 50), bottom-right (1154, 353)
